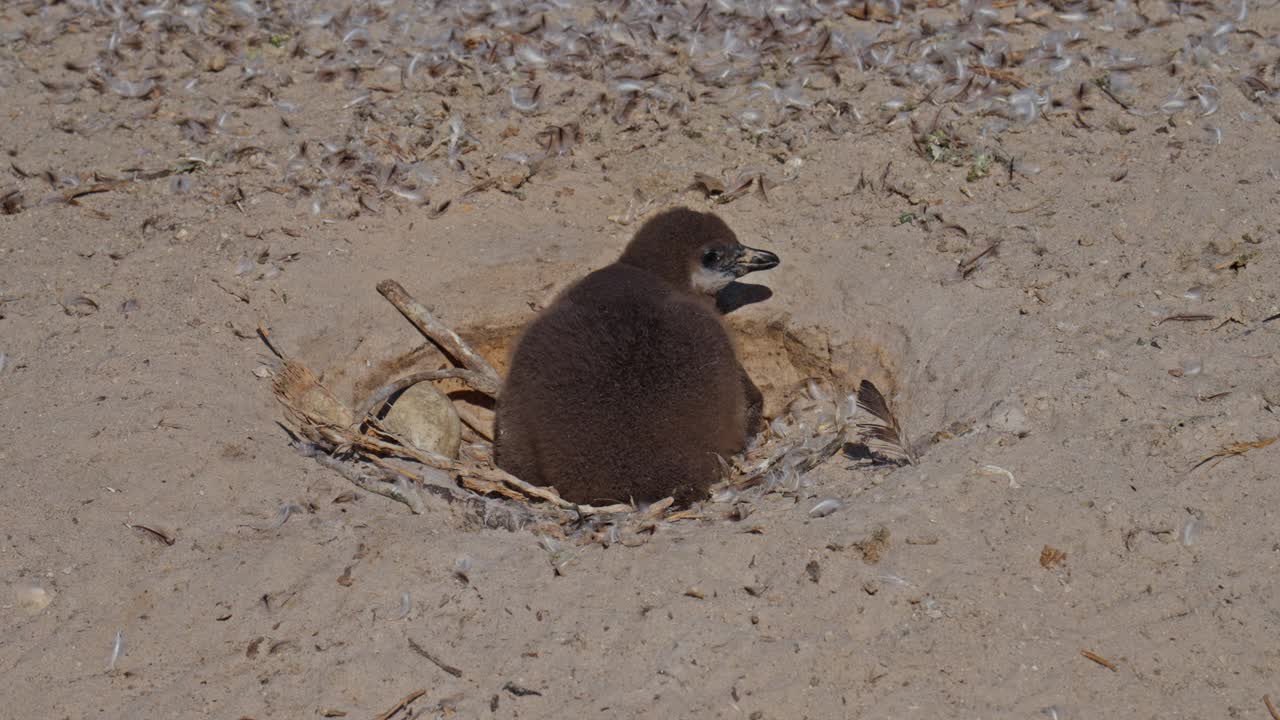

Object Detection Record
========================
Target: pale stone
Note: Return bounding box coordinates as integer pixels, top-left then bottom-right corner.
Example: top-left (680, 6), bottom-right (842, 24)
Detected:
top-left (382, 382), bottom-right (462, 459)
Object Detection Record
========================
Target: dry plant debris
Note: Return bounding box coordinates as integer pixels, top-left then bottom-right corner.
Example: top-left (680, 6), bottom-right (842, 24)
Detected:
top-left (830, 526), bottom-right (892, 564)
top-left (3, 0), bottom-right (1255, 228)
top-left (275, 279), bottom-right (916, 543)
top-left (126, 522), bottom-right (176, 546)
top-left (407, 638), bottom-right (464, 678)
top-left (1080, 649), bottom-right (1119, 672)
top-left (1039, 545), bottom-right (1067, 569)
top-left (853, 526), bottom-right (892, 564)
top-left (1191, 436), bottom-right (1276, 471)
top-left (1265, 694), bottom-right (1280, 720)
top-left (372, 689), bottom-right (426, 720)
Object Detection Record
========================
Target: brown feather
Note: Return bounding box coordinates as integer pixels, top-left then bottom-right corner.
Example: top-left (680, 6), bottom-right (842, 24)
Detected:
top-left (855, 380), bottom-right (916, 465)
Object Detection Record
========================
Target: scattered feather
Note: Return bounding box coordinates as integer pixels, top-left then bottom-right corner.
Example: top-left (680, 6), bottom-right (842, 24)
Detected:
top-left (855, 380), bottom-right (916, 465)
top-left (108, 630), bottom-right (125, 671)
top-left (809, 497), bottom-right (843, 518)
top-left (395, 591), bottom-right (412, 620)
top-left (1180, 515), bottom-right (1202, 546)
top-left (979, 464), bottom-right (1020, 488)
top-left (453, 557), bottom-right (472, 584)
top-left (256, 502), bottom-right (307, 531)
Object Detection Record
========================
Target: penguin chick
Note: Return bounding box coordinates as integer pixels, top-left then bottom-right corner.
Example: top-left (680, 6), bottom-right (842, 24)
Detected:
top-left (494, 207), bottom-right (780, 506)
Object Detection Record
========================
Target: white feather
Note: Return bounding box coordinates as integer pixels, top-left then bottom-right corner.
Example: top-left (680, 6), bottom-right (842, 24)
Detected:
top-left (690, 267), bottom-right (734, 294)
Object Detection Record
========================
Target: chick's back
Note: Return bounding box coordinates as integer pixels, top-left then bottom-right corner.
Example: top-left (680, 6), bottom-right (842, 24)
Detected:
top-left (494, 264), bottom-right (748, 505)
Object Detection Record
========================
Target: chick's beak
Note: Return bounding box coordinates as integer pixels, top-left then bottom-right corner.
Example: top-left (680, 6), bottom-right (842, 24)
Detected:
top-left (732, 246), bottom-right (781, 277)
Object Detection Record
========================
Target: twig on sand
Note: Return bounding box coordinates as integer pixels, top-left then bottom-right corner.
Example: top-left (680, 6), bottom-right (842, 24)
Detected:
top-left (1080, 649), bottom-right (1118, 672)
top-left (57, 181), bottom-right (125, 204)
top-left (257, 322), bottom-right (284, 360)
top-left (407, 638), bottom-right (464, 678)
top-left (372, 689), bottom-right (426, 720)
top-left (1264, 694), bottom-right (1280, 720)
top-left (376, 279), bottom-right (502, 395)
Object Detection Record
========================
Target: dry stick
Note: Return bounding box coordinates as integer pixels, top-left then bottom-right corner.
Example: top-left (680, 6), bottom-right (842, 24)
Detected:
top-left (355, 423), bottom-right (595, 515)
top-left (1155, 313), bottom-right (1214, 325)
top-left (1264, 694), bottom-right (1280, 720)
top-left (1096, 83), bottom-right (1133, 111)
top-left (59, 181), bottom-right (124, 203)
top-left (1080, 649), bottom-right (1118, 672)
top-left (312, 417), bottom-right (630, 517)
top-left (372, 689), bottom-right (426, 720)
top-left (333, 452), bottom-right (552, 529)
top-left (376, 279), bottom-right (502, 394)
top-left (453, 405), bottom-right (496, 442)
top-left (356, 367), bottom-right (500, 419)
top-left (407, 638), bottom-right (464, 678)
top-left (126, 522), bottom-right (176, 545)
top-left (959, 240), bottom-right (1001, 279)
top-left (373, 280), bottom-right (501, 439)
top-left (311, 284), bottom-right (634, 516)
top-left (257, 322), bottom-right (284, 360)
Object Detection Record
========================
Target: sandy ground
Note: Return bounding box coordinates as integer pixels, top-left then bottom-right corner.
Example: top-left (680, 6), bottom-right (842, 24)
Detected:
top-left (3, 1), bottom-right (1280, 718)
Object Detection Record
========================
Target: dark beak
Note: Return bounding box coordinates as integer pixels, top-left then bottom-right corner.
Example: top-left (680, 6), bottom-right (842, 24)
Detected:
top-left (732, 246), bottom-right (780, 277)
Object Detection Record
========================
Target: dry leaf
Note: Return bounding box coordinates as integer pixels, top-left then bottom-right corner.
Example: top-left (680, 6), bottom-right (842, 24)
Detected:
top-left (1039, 545), bottom-right (1066, 568)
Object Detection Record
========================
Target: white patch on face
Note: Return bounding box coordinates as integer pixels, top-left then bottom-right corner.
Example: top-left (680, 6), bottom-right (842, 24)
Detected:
top-left (691, 265), bottom-right (735, 295)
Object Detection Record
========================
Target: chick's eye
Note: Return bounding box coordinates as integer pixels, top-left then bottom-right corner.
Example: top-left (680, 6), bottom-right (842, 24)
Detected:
top-left (702, 249), bottom-right (721, 267)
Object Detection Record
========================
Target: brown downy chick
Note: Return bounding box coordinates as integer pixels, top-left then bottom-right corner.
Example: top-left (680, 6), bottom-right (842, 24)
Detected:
top-left (494, 207), bottom-right (780, 506)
